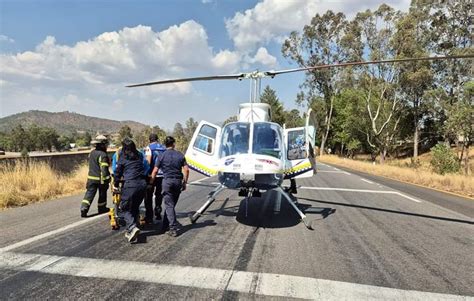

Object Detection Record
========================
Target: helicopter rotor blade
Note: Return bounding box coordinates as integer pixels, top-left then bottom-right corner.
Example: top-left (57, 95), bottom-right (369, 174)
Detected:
top-left (264, 54), bottom-right (474, 76)
top-left (126, 54), bottom-right (473, 88)
top-left (126, 73), bottom-right (245, 88)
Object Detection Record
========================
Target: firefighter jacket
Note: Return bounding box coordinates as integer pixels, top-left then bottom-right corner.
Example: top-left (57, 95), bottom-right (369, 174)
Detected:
top-left (87, 149), bottom-right (111, 184)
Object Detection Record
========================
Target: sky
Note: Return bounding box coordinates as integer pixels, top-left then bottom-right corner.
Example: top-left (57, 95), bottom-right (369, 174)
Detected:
top-left (0, 0), bottom-right (410, 130)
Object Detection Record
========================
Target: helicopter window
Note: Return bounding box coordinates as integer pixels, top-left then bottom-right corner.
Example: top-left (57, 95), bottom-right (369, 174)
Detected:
top-left (252, 123), bottom-right (282, 159)
top-left (287, 129), bottom-right (307, 160)
top-left (193, 124), bottom-right (217, 154)
top-left (219, 123), bottom-right (250, 158)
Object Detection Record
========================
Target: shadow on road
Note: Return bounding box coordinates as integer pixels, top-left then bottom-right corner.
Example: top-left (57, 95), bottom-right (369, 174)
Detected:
top-left (300, 197), bottom-right (474, 225)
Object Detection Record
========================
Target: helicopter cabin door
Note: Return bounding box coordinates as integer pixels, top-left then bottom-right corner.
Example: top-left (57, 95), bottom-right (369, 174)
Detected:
top-left (185, 121), bottom-right (222, 177)
top-left (283, 108), bottom-right (317, 179)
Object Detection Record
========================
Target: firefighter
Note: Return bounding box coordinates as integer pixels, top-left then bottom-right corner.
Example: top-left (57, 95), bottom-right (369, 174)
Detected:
top-left (81, 135), bottom-right (111, 217)
top-left (150, 136), bottom-right (189, 237)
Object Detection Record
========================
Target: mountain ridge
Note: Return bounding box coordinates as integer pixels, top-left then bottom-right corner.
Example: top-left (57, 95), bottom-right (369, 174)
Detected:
top-left (0, 110), bottom-right (150, 135)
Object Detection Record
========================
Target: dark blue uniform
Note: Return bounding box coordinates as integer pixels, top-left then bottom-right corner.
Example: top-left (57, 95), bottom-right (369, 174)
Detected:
top-left (155, 149), bottom-right (187, 231)
top-left (114, 152), bottom-right (147, 233)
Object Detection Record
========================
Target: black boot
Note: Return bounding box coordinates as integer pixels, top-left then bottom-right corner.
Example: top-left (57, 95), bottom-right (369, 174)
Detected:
top-left (98, 207), bottom-right (110, 214)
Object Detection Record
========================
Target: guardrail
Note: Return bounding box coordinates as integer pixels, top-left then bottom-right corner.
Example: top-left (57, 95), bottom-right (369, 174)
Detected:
top-left (0, 150), bottom-right (117, 174)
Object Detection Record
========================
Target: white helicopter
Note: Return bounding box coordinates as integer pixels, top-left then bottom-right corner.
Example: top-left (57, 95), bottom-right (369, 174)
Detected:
top-left (127, 54), bottom-right (472, 230)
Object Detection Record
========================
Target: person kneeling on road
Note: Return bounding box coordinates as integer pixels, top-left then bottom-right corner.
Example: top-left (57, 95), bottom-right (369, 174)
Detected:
top-left (150, 136), bottom-right (189, 237)
top-left (113, 138), bottom-right (149, 243)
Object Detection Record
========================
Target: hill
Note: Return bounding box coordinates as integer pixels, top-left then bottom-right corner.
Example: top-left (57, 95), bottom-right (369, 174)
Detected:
top-left (0, 110), bottom-right (149, 135)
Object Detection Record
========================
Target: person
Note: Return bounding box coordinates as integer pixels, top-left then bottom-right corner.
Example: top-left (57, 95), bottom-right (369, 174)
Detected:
top-left (81, 135), bottom-right (111, 218)
top-left (144, 133), bottom-right (166, 223)
top-left (113, 138), bottom-right (149, 243)
top-left (150, 136), bottom-right (189, 237)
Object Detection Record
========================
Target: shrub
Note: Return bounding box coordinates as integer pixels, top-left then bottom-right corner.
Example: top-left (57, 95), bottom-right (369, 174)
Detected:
top-left (430, 143), bottom-right (460, 175)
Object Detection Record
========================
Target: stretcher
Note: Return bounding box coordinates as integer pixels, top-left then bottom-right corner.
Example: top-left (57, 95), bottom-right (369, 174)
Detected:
top-left (109, 189), bottom-right (121, 230)
top-left (108, 180), bottom-right (146, 230)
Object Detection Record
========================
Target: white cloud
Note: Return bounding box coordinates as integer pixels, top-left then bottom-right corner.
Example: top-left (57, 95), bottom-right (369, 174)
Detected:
top-left (0, 21), bottom-right (254, 125)
top-left (250, 47), bottom-right (277, 67)
top-left (201, 0), bottom-right (213, 3)
top-left (226, 0), bottom-right (410, 52)
top-left (0, 34), bottom-right (15, 43)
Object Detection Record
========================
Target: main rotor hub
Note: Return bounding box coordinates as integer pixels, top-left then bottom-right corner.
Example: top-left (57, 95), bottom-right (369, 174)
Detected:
top-left (243, 71), bottom-right (268, 79)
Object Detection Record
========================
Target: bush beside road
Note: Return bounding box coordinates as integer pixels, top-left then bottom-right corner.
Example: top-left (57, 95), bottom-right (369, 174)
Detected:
top-left (319, 155), bottom-right (473, 198)
top-left (0, 161), bottom-right (88, 209)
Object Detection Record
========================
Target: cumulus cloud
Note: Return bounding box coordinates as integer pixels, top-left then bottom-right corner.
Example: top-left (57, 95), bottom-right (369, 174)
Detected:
top-left (249, 47), bottom-right (277, 67)
top-left (226, 0), bottom-right (410, 52)
top-left (0, 21), bottom-right (252, 121)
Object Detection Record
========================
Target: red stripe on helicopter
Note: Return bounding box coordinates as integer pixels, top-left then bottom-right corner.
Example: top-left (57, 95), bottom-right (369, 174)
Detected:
top-left (257, 159), bottom-right (279, 167)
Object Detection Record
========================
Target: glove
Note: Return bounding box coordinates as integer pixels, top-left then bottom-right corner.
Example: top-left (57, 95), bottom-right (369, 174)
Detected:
top-left (112, 186), bottom-right (121, 195)
top-left (181, 180), bottom-right (187, 191)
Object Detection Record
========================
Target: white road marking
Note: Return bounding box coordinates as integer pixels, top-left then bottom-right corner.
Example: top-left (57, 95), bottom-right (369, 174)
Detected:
top-left (318, 170), bottom-right (351, 175)
top-left (361, 178), bottom-right (375, 184)
top-left (0, 179), bottom-right (216, 253)
top-left (298, 186), bottom-right (422, 203)
top-left (0, 251), bottom-right (469, 301)
top-left (0, 213), bottom-right (105, 253)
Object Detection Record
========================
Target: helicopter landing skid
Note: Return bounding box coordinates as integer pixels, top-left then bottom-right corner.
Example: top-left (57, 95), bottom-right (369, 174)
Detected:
top-left (189, 184), bottom-right (226, 224)
top-left (276, 187), bottom-right (313, 230)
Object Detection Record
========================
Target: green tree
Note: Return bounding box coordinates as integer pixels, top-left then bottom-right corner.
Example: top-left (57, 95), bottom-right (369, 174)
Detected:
top-left (223, 115), bottom-right (238, 125)
top-left (118, 125), bottom-right (133, 142)
top-left (393, 3), bottom-right (433, 158)
top-left (184, 117), bottom-right (198, 142)
top-left (283, 10), bottom-right (349, 156)
top-left (152, 125), bottom-right (167, 144)
top-left (430, 143), bottom-right (461, 175)
top-left (260, 85), bottom-right (286, 125)
top-left (283, 109), bottom-right (304, 128)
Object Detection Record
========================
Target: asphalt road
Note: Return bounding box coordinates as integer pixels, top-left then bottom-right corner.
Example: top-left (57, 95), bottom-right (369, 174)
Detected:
top-left (0, 163), bottom-right (473, 300)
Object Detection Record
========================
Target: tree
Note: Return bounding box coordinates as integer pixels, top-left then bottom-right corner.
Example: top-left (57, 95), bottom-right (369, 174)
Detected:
top-left (184, 117), bottom-right (198, 142)
top-left (135, 127), bottom-right (153, 149)
top-left (9, 124), bottom-right (28, 152)
top-left (345, 5), bottom-right (406, 164)
top-left (260, 85), bottom-right (286, 125)
top-left (283, 10), bottom-right (349, 156)
top-left (223, 116), bottom-right (238, 125)
top-left (393, 3), bottom-right (433, 158)
top-left (152, 126), bottom-right (167, 144)
top-left (283, 109), bottom-right (304, 128)
top-left (172, 123), bottom-right (187, 152)
top-left (118, 125), bottom-right (133, 142)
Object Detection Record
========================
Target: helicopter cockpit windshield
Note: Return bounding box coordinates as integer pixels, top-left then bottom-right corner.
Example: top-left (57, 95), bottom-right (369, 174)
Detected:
top-left (219, 122), bottom-right (250, 158)
top-left (252, 122), bottom-right (282, 159)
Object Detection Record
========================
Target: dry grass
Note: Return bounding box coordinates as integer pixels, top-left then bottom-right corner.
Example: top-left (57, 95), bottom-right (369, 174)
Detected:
top-left (0, 161), bottom-right (88, 209)
top-left (319, 155), bottom-right (474, 198)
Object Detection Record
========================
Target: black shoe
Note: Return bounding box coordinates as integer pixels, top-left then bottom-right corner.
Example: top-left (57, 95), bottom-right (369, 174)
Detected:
top-left (144, 217), bottom-right (154, 225)
top-left (98, 207), bottom-right (110, 214)
top-left (154, 208), bottom-right (162, 220)
top-left (81, 210), bottom-right (88, 218)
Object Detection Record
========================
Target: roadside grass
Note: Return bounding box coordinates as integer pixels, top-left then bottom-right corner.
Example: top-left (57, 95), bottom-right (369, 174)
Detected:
top-left (319, 155), bottom-right (474, 198)
top-left (0, 161), bottom-right (88, 209)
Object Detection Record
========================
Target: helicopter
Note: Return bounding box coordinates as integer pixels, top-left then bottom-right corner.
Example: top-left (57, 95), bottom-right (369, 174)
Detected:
top-left (127, 54), bottom-right (473, 230)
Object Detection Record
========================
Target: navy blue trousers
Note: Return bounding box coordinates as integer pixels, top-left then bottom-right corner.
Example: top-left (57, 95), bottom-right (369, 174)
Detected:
top-left (119, 180), bottom-right (146, 232)
top-left (162, 178), bottom-right (182, 231)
